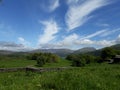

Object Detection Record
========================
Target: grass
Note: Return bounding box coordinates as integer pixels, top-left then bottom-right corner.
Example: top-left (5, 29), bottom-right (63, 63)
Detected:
top-left (0, 64), bottom-right (120, 90)
top-left (43, 59), bottom-right (72, 68)
top-left (0, 59), bottom-right (36, 68)
top-left (0, 57), bottom-right (71, 68)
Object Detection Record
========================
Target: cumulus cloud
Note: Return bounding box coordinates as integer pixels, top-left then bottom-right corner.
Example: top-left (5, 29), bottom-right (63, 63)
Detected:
top-left (59, 33), bottom-right (79, 46)
top-left (38, 32), bottom-right (120, 49)
top-left (38, 19), bottom-right (59, 45)
top-left (75, 39), bottom-right (94, 45)
top-left (65, 0), bottom-right (110, 31)
top-left (18, 37), bottom-right (30, 46)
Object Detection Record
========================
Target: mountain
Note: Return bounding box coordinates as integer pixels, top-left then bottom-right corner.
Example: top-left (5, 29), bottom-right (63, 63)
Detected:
top-left (30, 49), bottom-right (74, 57)
top-left (73, 47), bottom-right (96, 54)
top-left (0, 50), bottom-right (15, 55)
top-left (0, 44), bottom-right (119, 57)
top-left (87, 44), bottom-right (120, 56)
top-left (110, 44), bottom-right (120, 50)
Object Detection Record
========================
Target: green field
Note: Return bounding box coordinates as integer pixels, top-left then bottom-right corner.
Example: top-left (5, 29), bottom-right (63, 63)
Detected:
top-left (0, 58), bottom-right (71, 68)
top-left (0, 59), bottom-right (36, 68)
top-left (0, 64), bottom-right (120, 90)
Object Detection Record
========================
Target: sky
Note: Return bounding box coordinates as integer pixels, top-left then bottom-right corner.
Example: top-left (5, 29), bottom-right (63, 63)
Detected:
top-left (0, 0), bottom-right (120, 51)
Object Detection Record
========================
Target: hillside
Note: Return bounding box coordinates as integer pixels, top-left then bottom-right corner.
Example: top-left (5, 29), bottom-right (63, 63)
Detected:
top-left (0, 44), bottom-right (119, 57)
top-left (87, 44), bottom-right (120, 56)
top-left (110, 44), bottom-right (120, 50)
top-left (30, 49), bottom-right (74, 57)
top-left (73, 47), bottom-right (96, 54)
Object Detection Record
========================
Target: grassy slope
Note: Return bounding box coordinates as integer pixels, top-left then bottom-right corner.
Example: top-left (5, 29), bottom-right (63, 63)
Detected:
top-left (0, 64), bottom-right (120, 90)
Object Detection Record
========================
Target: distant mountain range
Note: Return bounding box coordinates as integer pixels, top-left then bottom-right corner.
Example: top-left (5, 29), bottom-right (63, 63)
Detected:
top-left (30, 49), bottom-right (74, 57)
top-left (73, 47), bottom-right (96, 54)
top-left (0, 44), bottom-right (120, 57)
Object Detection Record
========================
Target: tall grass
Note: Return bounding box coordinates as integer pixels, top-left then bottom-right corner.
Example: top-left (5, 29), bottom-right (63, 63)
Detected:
top-left (0, 64), bottom-right (120, 90)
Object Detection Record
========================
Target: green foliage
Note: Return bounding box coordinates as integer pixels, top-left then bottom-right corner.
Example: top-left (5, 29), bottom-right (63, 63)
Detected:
top-left (72, 57), bottom-right (86, 67)
top-left (0, 64), bottom-right (120, 90)
top-left (28, 53), bottom-right (60, 67)
top-left (0, 59), bottom-right (36, 68)
top-left (95, 56), bottom-right (103, 63)
top-left (37, 56), bottom-right (46, 67)
top-left (101, 47), bottom-right (116, 60)
top-left (66, 54), bottom-right (96, 67)
top-left (66, 54), bottom-right (77, 61)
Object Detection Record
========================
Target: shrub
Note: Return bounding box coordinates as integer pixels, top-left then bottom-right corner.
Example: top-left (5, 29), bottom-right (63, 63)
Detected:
top-left (37, 56), bottom-right (46, 67)
top-left (27, 52), bottom-right (60, 67)
top-left (101, 47), bottom-right (116, 60)
top-left (72, 58), bottom-right (86, 67)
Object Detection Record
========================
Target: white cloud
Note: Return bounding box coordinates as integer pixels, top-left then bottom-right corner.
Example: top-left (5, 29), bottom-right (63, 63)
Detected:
top-left (18, 37), bottom-right (30, 46)
top-left (38, 19), bottom-right (59, 45)
top-left (0, 41), bottom-right (33, 51)
top-left (49, 0), bottom-right (59, 12)
top-left (65, 0), bottom-right (110, 31)
top-left (115, 34), bottom-right (120, 44)
top-left (82, 29), bottom-right (108, 39)
top-left (75, 38), bottom-right (115, 48)
top-left (100, 28), bottom-right (120, 37)
top-left (39, 33), bottom-right (120, 49)
top-left (96, 23), bottom-right (110, 27)
top-left (59, 33), bottom-right (79, 46)
top-left (38, 33), bottom-right (79, 49)
top-left (95, 40), bottom-right (115, 46)
top-left (41, 0), bottom-right (60, 12)
top-left (75, 39), bottom-right (94, 45)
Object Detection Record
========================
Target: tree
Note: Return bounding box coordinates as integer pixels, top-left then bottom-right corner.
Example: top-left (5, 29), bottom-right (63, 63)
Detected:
top-left (36, 56), bottom-right (46, 67)
top-left (72, 56), bottom-right (86, 67)
top-left (27, 52), bottom-right (60, 67)
top-left (66, 54), bottom-right (77, 61)
top-left (101, 47), bottom-right (116, 60)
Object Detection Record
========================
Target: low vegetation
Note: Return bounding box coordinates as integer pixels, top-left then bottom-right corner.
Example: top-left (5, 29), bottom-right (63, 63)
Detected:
top-left (0, 64), bottom-right (120, 90)
top-left (27, 53), bottom-right (61, 67)
top-left (0, 45), bottom-right (120, 89)
top-left (66, 47), bottom-right (120, 67)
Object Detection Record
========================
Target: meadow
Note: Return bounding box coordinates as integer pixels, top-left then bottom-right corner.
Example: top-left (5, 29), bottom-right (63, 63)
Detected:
top-left (0, 63), bottom-right (120, 90)
top-left (0, 59), bottom-right (36, 68)
top-left (0, 57), bottom-right (71, 68)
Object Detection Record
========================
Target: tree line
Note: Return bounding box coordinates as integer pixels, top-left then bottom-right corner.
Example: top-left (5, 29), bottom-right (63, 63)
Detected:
top-left (66, 47), bottom-right (120, 67)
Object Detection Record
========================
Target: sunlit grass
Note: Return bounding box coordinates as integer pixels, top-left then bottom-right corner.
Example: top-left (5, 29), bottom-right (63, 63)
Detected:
top-left (0, 64), bottom-right (120, 90)
top-left (0, 59), bottom-right (36, 68)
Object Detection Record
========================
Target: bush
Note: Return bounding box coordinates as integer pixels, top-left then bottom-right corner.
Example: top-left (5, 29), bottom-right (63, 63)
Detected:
top-left (66, 54), bottom-right (96, 67)
top-left (37, 56), bottom-right (46, 67)
top-left (27, 52), bottom-right (60, 67)
top-left (72, 58), bottom-right (86, 67)
top-left (101, 47), bottom-right (116, 60)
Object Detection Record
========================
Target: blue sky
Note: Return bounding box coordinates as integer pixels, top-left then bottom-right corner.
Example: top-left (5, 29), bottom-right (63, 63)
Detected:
top-left (0, 0), bottom-right (120, 51)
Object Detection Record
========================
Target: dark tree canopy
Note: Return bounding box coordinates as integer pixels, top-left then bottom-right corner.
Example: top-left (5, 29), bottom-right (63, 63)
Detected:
top-left (101, 47), bottom-right (116, 60)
